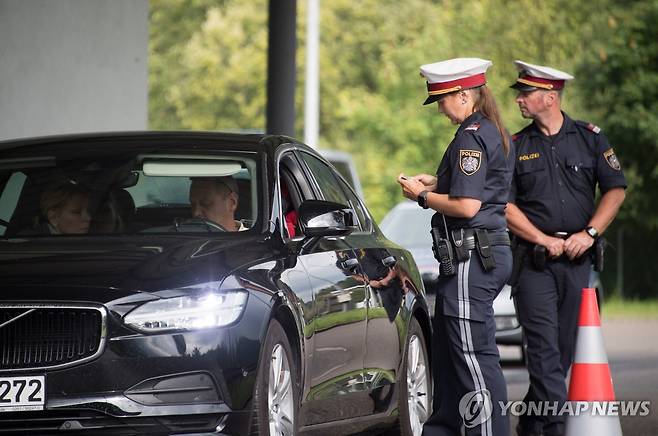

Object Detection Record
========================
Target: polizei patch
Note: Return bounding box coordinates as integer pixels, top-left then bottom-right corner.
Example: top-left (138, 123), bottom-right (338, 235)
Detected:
top-left (460, 150), bottom-right (481, 175)
top-left (603, 148), bottom-right (621, 170)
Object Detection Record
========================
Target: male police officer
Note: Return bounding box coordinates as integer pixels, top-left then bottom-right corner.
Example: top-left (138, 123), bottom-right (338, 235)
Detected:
top-left (506, 61), bottom-right (626, 436)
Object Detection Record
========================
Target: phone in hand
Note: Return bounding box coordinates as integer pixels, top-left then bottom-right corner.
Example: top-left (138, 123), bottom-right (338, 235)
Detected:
top-left (399, 175), bottom-right (409, 180)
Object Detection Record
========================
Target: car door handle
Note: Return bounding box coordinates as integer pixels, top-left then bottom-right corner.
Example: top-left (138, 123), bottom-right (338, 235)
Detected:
top-left (381, 256), bottom-right (397, 268)
top-left (340, 258), bottom-right (359, 271)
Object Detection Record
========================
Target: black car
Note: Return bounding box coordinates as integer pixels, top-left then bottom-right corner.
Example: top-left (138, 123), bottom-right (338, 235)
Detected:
top-left (0, 132), bottom-right (432, 436)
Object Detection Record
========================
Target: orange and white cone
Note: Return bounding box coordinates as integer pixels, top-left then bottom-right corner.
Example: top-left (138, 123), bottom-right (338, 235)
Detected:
top-left (565, 288), bottom-right (622, 435)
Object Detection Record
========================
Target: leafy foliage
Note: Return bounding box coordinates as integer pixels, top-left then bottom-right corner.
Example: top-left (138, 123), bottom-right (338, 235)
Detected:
top-left (576, 1), bottom-right (658, 297)
top-left (149, 0), bottom-right (656, 296)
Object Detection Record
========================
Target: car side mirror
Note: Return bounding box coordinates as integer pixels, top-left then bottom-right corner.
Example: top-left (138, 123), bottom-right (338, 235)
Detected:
top-left (298, 200), bottom-right (356, 237)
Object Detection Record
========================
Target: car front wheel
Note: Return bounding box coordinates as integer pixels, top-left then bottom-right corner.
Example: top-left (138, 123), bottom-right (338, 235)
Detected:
top-left (397, 317), bottom-right (431, 436)
top-left (251, 319), bottom-right (298, 436)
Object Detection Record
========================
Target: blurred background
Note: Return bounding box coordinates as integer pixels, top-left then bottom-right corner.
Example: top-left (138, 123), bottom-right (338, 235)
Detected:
top-left (147, 0), bottom-right (657, 303)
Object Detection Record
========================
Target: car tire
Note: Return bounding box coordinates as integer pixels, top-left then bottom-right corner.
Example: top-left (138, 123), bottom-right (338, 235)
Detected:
top-left (389, 317), bottom-right (431, 436)
top-left (251, 319), bottom-right (299, 436)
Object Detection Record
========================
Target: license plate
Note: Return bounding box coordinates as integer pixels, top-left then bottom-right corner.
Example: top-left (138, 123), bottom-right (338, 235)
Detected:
top-left (0, 376), bottom-right (45, 412)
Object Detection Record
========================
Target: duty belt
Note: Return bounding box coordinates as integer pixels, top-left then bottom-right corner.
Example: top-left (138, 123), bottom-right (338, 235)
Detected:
top-left (451, 228), bottom-right (510, 250)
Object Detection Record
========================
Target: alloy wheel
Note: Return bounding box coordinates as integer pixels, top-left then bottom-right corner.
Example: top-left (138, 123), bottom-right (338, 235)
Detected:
top-left (268, 343), bottom-right (295, 435)
top-left (406, 334), bottom-right (430, 436)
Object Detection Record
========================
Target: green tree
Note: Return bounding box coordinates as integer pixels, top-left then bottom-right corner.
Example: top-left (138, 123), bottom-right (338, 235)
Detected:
top-left (150, 0), bottom-right (268, 130)
top-left (149, 1), bottom-right (606, 218)
top-left (149, 0), bottom-right (228, 128)
top-left (149, 0), bottom-right (655, 296)
top-left (576, 0), bottom-right (658, 298)
top-left (315, 0), bottom-right (603, 219)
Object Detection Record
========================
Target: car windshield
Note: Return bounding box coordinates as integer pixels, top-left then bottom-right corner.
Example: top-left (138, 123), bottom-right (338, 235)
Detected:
top-left (0, 147), bottom-right (260, 237)
top-left (380, 204), bottom-right (435, 247)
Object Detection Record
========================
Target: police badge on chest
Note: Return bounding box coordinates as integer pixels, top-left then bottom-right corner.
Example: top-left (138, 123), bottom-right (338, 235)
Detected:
top-left (460, 150), bottom-right (481, 176)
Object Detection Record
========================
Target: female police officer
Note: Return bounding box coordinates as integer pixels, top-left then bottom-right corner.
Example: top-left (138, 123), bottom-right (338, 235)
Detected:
top-left (398, 58), bottom-right (513, 436)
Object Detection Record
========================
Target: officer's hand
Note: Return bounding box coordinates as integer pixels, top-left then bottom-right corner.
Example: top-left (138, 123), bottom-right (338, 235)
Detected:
top-left (564, 231), bottom-right (595, 260)
top-left (412, 173), bottom-right (438, 191)
top-left (397, 174), bottom-right (425, 200)
top-left (541, 235), bottom-right (565, 258)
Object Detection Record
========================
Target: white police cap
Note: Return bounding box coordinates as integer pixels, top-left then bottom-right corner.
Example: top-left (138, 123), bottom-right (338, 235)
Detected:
top-left (511, 60), bottom-right (574, 91)
top-left (420, 57), bottom-right (492, 105)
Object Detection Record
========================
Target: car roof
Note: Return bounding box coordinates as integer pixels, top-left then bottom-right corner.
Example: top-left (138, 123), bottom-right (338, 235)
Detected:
top-left (0, 131), bottom-right (305, 157)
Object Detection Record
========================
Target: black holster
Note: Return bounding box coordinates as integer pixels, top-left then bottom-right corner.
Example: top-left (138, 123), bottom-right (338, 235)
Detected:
top-left (532, 244), bottom-right (547, 271)
top-left (593, 237), bottom-right (606, 272)
top-left (508, 238), bottom-right (526, 287)
top-left (450, 229), bottom-right (470, 262)
top-left (475, 229), bottom-right (495, 272)
top-left (431, 227), bottom-right (456, 276)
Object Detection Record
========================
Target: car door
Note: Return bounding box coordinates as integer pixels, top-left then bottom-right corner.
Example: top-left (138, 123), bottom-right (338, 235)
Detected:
top-left (325, 166), bottom-right (406, 412)
top-left (291, 150), bottom-right (371, 424)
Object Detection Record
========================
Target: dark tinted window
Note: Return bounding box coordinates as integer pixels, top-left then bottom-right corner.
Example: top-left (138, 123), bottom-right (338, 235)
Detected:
top-left (299, 152), bottom-right (367, 230)
top-left (335, 175), bottom-right (370, 231)
top-left (328, 161), bottom-right (355, 189)
top-left (300, 153), bottom-right (349, 206)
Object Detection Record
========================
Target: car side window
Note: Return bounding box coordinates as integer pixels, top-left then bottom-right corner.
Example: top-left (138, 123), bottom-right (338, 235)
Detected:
top-left (298, 151), bottom-right (364, 231)
top-left (337, 177), bottom-right (371, 232)
top-left (0, 172), bottom-right (27, 236)
top-left (278, 153), bottom-right (314, 239)
top-left (299, 152), bottom-right (348, 204)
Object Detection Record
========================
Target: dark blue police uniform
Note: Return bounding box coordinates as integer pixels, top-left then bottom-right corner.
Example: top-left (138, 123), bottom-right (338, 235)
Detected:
top-left (423, 111), bottom-right (514, 436)
top-left (510, 112), bottom-right (627, 436)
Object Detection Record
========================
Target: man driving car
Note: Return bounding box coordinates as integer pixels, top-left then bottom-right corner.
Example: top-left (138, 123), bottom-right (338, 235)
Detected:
top-left (189, 176), bottom-right (247, 232)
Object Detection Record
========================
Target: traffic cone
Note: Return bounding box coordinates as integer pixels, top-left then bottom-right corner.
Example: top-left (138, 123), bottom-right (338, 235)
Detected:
top-left (565, 288), bottom-right (622, 435)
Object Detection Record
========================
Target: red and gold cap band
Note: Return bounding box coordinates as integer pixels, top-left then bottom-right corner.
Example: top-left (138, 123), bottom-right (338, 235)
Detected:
top-left (426, 73), bottom-right (487, 95)
top-left (516, 75), bottom-right (565, 90)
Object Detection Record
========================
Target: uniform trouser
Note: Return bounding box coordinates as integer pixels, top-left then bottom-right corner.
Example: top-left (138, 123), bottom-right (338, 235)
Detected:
top-left (423, 246), bottom-right (512, 436)
top-left (514, 257), bottom-right (591, 436)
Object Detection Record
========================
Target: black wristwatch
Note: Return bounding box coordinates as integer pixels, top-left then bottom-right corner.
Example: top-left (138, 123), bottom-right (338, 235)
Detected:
top-left (417, 190), bottom-right (429, 209)
top-left (585, 226), bottom-right (599, 239)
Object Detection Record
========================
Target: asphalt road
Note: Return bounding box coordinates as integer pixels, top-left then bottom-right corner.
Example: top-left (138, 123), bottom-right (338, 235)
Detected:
top-left (425, 294), bottom-right (658, 435)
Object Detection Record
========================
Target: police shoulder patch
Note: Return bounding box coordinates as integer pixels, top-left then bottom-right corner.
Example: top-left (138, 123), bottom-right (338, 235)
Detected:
top-left (459, 149), bottom-right (482, 176)
top-left (464, 122), bottom-right (480, 131)
top-left (603, 148), bottom-right (621, 171)
top-left (586, 122), bottom-right (601, 134)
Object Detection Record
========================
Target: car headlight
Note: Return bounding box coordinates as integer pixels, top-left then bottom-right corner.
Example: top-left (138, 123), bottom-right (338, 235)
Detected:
top-left (124, 291), bottom-right (248, 333)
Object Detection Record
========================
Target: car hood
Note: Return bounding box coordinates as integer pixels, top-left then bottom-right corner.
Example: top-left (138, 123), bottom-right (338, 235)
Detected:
top-left (0, 235), bottom-right (277, 303)
top-left (493, 284), bottom-right (514, 315)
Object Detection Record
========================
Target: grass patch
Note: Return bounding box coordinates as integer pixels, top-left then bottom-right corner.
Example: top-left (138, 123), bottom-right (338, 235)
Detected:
top-left (601, 297), bottom-right (658, 319)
